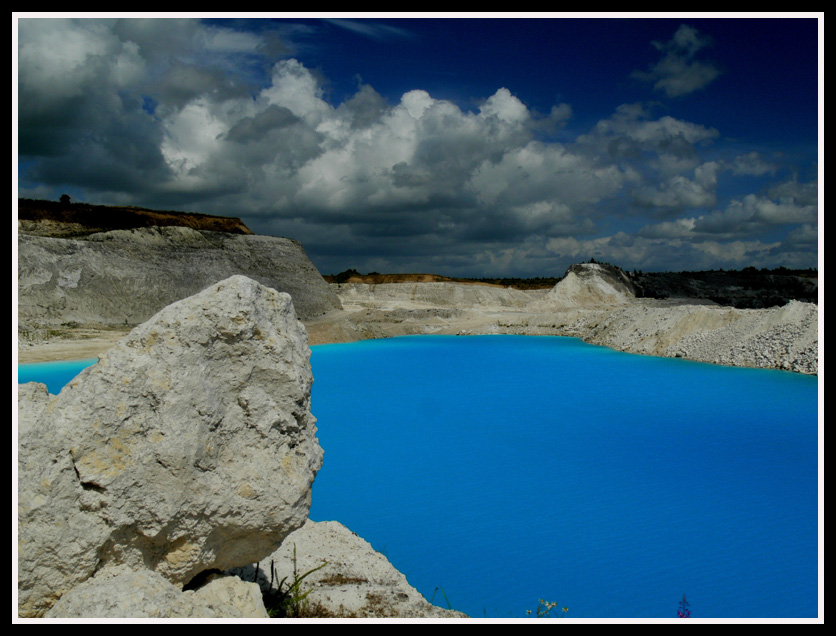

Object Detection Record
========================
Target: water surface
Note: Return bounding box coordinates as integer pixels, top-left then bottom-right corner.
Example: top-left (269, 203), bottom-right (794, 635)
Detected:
top-left (17, 358), bottom-right (98, 395)
top-left (307, 335), bottom-right (819, 619)
top-left (18, 335), bottom-right (819, 618)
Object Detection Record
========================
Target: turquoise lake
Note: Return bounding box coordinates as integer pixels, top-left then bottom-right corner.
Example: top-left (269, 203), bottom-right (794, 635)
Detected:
top-left (18, 335), bottom-right (820, 619)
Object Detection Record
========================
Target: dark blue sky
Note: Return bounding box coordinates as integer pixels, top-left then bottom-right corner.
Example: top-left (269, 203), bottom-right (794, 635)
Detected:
top-left (16, 15), bottom-right (821, 276)
top-left (227, 18), bottom-right (818, 144)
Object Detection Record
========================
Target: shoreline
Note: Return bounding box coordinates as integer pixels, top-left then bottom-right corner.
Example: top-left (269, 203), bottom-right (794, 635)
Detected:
top-left (17, 329), bottom-right (132, 364)
top-left (18, 295), bottom-right (819, 376)
top-left (15, 282), bottom-right (821, 620)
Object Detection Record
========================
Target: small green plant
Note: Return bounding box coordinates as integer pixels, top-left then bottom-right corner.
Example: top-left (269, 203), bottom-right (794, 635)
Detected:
top-left (264, 544), bottom-right (329, 618)
top-left (527, 599), bottom-right (568, 618)
top-left (429, 586), bottom-right (452, 610)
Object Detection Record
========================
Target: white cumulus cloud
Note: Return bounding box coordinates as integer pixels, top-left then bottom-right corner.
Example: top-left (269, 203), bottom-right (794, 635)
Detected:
top-left (16, 17), bottom-right (817, 276)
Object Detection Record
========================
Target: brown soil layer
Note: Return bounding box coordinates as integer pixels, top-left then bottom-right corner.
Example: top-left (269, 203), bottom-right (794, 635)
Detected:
top-left (18, 198), bottom-right (252, 238)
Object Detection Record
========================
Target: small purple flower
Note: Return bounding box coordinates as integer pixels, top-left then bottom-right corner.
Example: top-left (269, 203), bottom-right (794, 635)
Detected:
top-left (677, 594), bottom-right (691, 618)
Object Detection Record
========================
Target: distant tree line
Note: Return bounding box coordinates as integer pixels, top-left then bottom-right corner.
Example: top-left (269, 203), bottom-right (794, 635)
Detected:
top-left (628, 266), bottom-right (817, 308)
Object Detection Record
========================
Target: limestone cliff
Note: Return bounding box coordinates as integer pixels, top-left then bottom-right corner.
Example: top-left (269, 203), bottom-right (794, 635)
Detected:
top-left (18, 226), bottom-right (342, 328)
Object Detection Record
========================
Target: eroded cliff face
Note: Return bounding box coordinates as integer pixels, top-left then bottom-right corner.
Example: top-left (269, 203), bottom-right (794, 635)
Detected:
top-left (17, 226), bottom-right (341, 328)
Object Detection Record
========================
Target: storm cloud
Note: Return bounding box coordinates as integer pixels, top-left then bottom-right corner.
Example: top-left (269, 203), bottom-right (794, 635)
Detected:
top-left (16, 17), bottom-right (819, 276)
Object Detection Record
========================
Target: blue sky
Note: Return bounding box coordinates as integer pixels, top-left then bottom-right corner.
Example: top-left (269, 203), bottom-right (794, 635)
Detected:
top-left (15, 14), bottom-right (822, 277)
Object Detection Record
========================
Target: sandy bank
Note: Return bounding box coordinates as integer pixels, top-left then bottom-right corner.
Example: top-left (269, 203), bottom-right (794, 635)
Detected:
top-left (17, 325), bottom-right (132, 364)
top-left (18, 286), bottom-right (818, 376)
top-left (305, 289), bottom-right (819, 375)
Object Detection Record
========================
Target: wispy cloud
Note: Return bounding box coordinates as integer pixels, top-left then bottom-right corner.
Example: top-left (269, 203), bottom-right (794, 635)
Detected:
top-left (631, 24), bottom-right (722, 97)
top-left (323, 18), bottom-right (413, 41)
top-left (729, 151), bottom-right (777, 177)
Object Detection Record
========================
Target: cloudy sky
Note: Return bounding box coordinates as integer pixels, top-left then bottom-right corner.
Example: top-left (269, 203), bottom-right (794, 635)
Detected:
top-left (15, 15), bottom-right (822, 277)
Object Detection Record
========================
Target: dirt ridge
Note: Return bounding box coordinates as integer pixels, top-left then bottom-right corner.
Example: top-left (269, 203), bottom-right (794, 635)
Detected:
top-left (18, 198), bottom-right (253, 237)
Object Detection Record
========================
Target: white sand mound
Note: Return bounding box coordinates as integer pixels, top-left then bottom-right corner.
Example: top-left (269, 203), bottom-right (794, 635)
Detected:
top-left (533, 263), bottom-right (637, 308)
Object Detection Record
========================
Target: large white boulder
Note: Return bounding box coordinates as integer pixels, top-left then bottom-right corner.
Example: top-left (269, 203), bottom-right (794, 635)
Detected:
top-left (18, 275), bottom-right (323, 617)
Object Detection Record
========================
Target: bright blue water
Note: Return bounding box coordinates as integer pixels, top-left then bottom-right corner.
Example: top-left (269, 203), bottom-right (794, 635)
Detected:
top-left (19, 335), bottom-right (819, 618)
top-left (307, 335), bottom-right (819, 619)
top-left (17, 358), bottom-right (98, 395)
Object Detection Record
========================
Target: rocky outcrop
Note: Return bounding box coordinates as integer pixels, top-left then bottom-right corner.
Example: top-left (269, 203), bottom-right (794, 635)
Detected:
top-left (522, 264), bottom-right (817, 373)
top-left (44, 566), bottom-right (269, 619)
top-left (17, 276), bottom-right (323, 617)
top-left (538, 298), bottom-right (819, 375)
top-left (17, 226), bottom-right (341, 328)
top-left (532, 262), bottom-right (638, 308)
top-left (230, 519), bottom-right (467, 618)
